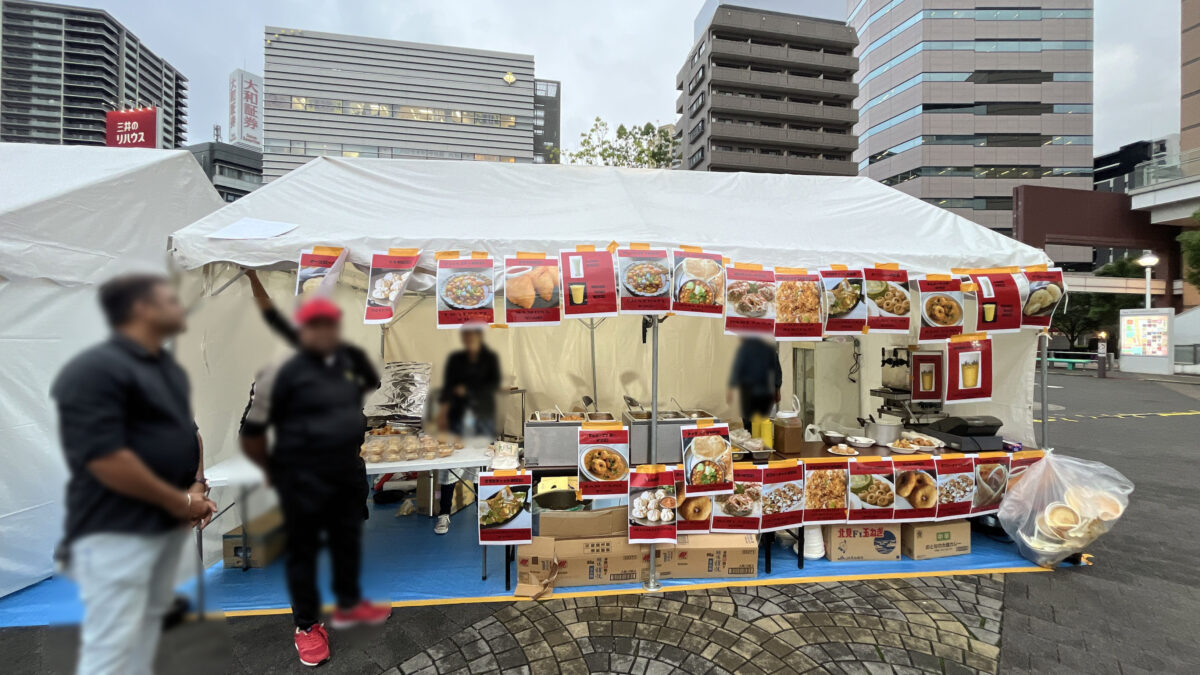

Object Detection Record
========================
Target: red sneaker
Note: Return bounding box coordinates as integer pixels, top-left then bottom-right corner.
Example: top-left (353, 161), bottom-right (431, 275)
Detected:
top-left (294, 624), bottom-right (330, 667)
top-left (331, 600), bottom-right (392, 629)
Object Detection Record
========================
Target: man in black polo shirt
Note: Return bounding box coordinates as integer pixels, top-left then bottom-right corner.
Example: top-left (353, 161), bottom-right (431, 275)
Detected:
top-left (240, 296), bottom-right (390, 667)
top-left (51, 274), bottom-right (216, 675)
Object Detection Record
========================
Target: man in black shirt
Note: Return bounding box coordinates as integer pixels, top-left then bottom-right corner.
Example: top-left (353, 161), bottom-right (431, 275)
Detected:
top-left (52, 274), bottom-right (216, 675)
top-left (727, 336), bottom-right (783, 429)
top-left (240, 296), bottom-right (390, 667)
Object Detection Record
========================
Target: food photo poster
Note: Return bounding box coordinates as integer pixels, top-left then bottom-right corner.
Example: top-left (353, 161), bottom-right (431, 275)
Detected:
top-left (560, 249), bottom-right (618, 319)
top-left (617, 247), bottom-right (672, 314)
top-left (436, 255), bottom-right (495, 328)
top-left (477, 471), bottom-right (533, 545)
top-left (577, 426), bottom-right (630, 499)
top-left (724, 265), bottom-right (776, 336)
top-left (363, 249), bottom-right (418, 324)
top-left (503, 255), bottom-right (560, 326)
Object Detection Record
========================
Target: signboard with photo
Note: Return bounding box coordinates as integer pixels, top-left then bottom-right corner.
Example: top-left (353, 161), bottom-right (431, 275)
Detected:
top-left (945, 334), bottom-right (993, 404)
top-left (802, 457), bottom-right (849, 525)
top-left (970, 453), bottom-right (1011, 516)
top-left (617, 247), bottom-right (672, 314)
top-left (969, 272), bottom-right (1023, 333)
top-left (847, 459), bottom-right (896, 523)
top-left (774, 269), bottom-right (824, 341)
top-left (295, 246), bottom-right (344, 296)
top-left (915, 277), bottom-right (965, 342)
top-left (1007, 451), bottom-right (1044, 494)
top-left (435, 256), bottom-right (495, 329)
top-left (910, 351), bottom-right (944, 402)
top-left (820, 269), bottom-right (866, 334)
top-left (891, 457), bottom-right (939, 522)
top-left (864, 267), bottom-right (911, 334)
top-left (577, 425), bottom-right (630, 499)
top-left (477, 471), bottom-right (533, 545)
top-left (560, 249), bottom-right (618, 318)
top-left (503, 255), bottom-right (561, 326)
top-left (933, 456), bottom-right (976, 520)
top-left (1020, 268), bottom-right (1065, 329)
top-left (680, 423), bottom-right (733, 496)
top-left (628, 467), bottom-right (678, 544)
top-left (711, 465), bottom-right (763, 533)
top-left (675, 462), bottom-right (713, 533)
top-left (671, 250), bottom-right (726, 317)
top-left (724, 265), bottom-right (776, 336)
top-left (363, 250), bottom-right (418, 324)
top-left (760, 461), bottom-right (806, 532)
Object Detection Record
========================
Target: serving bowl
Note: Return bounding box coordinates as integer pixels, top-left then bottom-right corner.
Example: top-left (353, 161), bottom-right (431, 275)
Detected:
top-left (819, 430), bottom-right (846, 445)
top-left (846, 436), bottom-right (876, 448)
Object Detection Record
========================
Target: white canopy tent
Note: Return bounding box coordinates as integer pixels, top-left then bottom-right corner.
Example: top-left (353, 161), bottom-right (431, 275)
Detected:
top-left (0, 144), bottom-right (222, 597)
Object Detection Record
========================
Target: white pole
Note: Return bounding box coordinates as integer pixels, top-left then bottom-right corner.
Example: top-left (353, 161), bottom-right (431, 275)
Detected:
top-left (643, 317), bottom-right (662, 592)
top-left (1144, 266), bottom-right (1152, 309)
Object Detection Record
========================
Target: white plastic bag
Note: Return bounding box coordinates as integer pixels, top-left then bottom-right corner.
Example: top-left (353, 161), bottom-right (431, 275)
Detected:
top-left (998, 451), bottom-right (1133, 567)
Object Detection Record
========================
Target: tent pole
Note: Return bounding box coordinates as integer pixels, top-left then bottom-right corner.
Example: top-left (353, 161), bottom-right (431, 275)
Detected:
top-left (1039, 331), bottom-right (1049, 448)
top-left (643, 317), bottom-right (662, 592)
top-left (589, 319), bottom-right (599, 409)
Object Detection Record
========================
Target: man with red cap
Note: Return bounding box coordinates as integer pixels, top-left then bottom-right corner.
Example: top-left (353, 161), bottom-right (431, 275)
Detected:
top-left (240, 295), bottom-right (390, 667)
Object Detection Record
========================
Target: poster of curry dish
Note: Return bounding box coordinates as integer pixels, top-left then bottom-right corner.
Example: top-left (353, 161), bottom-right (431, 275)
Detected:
top-left (671, 249), bottom-right (725, 317)
top-left (915, 277), bottom-right (965, 343)
top-left (724, 265), bottom-right (776, 336)
top-left (864, 267), bottom-right (911, 334)
top-left (577, 426), bottom-right (630, 499)
top-left (503, 256), bottom-right (560, 326)
top-left (774, 270), bottom-right (824, 341)
top-left (436, 256), bottom-right (495, 328)
top-left (680, 423), bottom-right (733, 496)
top-left (617, 247), bottom-right (672, 314)
top-left (819, 269), bottom-right (866, 334)
top-left (477, 471), bottom-right (532, 545)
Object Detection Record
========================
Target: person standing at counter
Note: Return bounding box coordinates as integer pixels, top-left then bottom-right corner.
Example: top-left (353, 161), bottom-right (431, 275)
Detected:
top-left (239, 297), bottom-right (390, 668)
top-left (433, 328), bottom-right (501, 535)
top-left (727, 336), bottom-right (782, 429)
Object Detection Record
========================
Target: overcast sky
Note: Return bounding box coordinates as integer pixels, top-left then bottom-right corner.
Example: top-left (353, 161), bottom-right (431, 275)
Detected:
top-left (76, 0), bottom-right (1177, 155)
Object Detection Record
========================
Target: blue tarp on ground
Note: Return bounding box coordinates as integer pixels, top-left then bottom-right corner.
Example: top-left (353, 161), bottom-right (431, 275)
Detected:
top-left (0, 502), bottom-right (1043, 628)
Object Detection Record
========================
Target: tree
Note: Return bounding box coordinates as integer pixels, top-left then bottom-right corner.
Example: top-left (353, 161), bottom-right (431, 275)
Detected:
top-left (1088, 257), bottom-right (1145, 339)
top-left (1180, 224), bottom-right (1200, 292)
top-left (561, 117), bottom-right (678, 168)
top-left (1050, 292), bottom-right (1098, 347)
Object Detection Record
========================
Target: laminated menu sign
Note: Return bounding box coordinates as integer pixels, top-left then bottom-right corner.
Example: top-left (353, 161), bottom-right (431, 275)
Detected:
top-left (774, 270), bottom-right (824, 341)
top-left (477, 471), bottom-right (532, 545)
top-left (1021, 269), bottom-right (1065, 329)
top-left (803, 458), bottom-right (849, 525)
top-left (933, 456), bottom-right (976, 520)
top-left (671, 250), bottom-right (725, 317)
top-left (577, 425), bottom-right (630, 498)
top-left (503, 256), bottom-right (561, 326)
top-left (711, 465), bottom-right (763, 533)
top-left (864, 268), bottom-right (912, 333)
top-left (363, 250), bottom-right (418, 324)
top-left (617, 248), bottom-right (672, 314)
top-left (915, 277), bottom-right (965, 342)
top-left (760, 461), bottom-right (805, 531)
top-left (628, 467), bottom-right (678, 544)
top-left (295, 246), bottom-right (344, 296)
top-left (910, 351), bottom-right (944, 402)
top-left (680, 423), bottom-right (733, 496)
top-left (1007, 450), bottom-right (1043, 493)
top-left (970, 453), bottom-right (1011, 515)
top-left (820, 268), bottom-right (866, 334)
top-left (945, 334), bottom-right (993, 404)
top-left (724, 265), bottom-right (776, 336)
top-left (436, 256), bottom-right (495, 328)
top-left (560, 249), bottom-right (618, 318)
top-left (847, 459), bottom-right (896, 523)
top-left (970, 273), bottom-right (1022, 333)
top-left (891, 457), bottom-right (938, 522)
top-left (675, 463), bottom-right (712, 533)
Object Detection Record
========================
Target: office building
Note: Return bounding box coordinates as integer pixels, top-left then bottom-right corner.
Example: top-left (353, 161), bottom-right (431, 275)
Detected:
top-left (849, 0), bottom-right (1094, 233)
top-left (533, 78), bottom-right (560, 163)
top-left (1184, 0), bottom-right (1200, 152)
top-left (1094, 135), bottom-right (1178, 193)
top-left (186, 141), bottom-right (262, 202)
top-left (263, 27), bottom-right (539, 181)
top-left (0, 0), bottom-right (187, 147)
top-left (675, 4), bottom-right (860, 175)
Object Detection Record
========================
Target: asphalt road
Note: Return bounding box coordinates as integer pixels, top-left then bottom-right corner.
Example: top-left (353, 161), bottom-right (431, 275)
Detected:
top-left (1002, 371), bottom-right (1200, 674)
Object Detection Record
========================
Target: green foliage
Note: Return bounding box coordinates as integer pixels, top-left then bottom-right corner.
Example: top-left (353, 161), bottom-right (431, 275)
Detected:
top-left (1179, 227), bottom-right (1200, 291)
top-left (1051, 257), bottom-right (1144, 346)
top-left (1050, 293), bottom-right (1098, 347)
top-left (561, 117), bottom-right (678, 168)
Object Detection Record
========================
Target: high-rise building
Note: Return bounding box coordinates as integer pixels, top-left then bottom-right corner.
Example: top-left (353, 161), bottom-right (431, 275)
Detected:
top-left (262, 27), bottom-right (540, 181)
top-left (676, 4), bottom-right (860, 175)
top-left (533, 78), bottom-right (560, 163)
top-left (849, 1), bottom-right (1094, 233)
top-left (1183, 0), bottom-right (1200, 153)
top-left (186, 141), bottom-right (262, 202)
top-left (0, 0), bottom-right (187, 147)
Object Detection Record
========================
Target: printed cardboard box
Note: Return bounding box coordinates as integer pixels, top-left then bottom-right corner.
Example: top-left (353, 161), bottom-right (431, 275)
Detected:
top-left (223, 507), bottom-right (287, 569)
top-left (902, 520), bottom-right (971, 560)
top-left (516, 507), bottom-right (648, 596)
top-left (656, 534), bottom-right (759, 579)
top-left (823, 524), bottom-right (901, 562)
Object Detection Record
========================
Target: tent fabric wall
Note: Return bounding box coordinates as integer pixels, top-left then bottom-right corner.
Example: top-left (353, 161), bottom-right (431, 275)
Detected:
top-left (0, 146), bottom-right (222, 598)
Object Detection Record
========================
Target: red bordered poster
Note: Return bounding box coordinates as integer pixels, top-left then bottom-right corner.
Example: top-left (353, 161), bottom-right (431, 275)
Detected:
top-left (436, 256), bottom-right (496, 328)
top-left (671, 249), bottom-right (725, 316)
top-left (711, 464), bottom-right (763, 533)
top-left (1007, 450), bottom-right (1044, 493)
top-left (970, 453), bottom-right (1011, 515)
top-left (680, 423), bottom-right (733, 496)
top-left (1021, 268), bottom-right (1066, 329)
top-left (363, 249), bottom-right (418, 324)
top-left (910, 351), bottom-right (944, 402)
top-left (477, 471), bottom-right (532, 545)
top-left (577, 425), bottom-right (630, 499)
top-left (891, 457), bottom-right (938, 522)
top-left (847, 458), bottom-right (896, 523)
top-left (724, 265), bottom-right (776, 336)
top-left (628, 467), bottom-right (678, 544)
top-left (802, 457), bottom-right (849, 525)
top-left (820, 268), bottom-right (866, 334)
top-left (674, 463), bottom-right (712, 534)
top-left (503, 256), bottom-right (561, 326)
top-left (915, 277), bottom-right (965, 343)
top-left (945, 334), bottom-right (993, 404)
top-left (933, 456), bottom-right (976, 520)
top-left (617, 247), bottom-right (672, 314)
top-left (774, 269), bottom-right (823, 341)
top-left (560, 249), bottom-right (618, 318)
top-left (864, 267), bottom-right (911, 334)
top-left (970, 273), bottom-right (1022, 333)
top-left (760, 461), bottom-right (805, 532)
top-left (295, 246), bottom-right (344, 296)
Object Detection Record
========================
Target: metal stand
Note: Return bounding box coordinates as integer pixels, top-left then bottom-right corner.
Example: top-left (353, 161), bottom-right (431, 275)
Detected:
top-left (796, 528), bottom-right (804, 569)
top-left (643, 317), bottom-right (663, 592)
top-left (1038, 332), bottom-right (1049, 448)
top-left (194, 526), bottom-right (205, 621)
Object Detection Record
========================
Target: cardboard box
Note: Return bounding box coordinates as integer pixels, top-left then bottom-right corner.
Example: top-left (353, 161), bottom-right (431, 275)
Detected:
top-left (415, 472), bottom-right (475, 517)
top-left (223, 507), bottom-right (286, 568)
top-left (656, 534), bottom-right (759, 579)
top-left (516, 507), bottom-right (649, 596)
top-left (823, 524), bottom-right (901, 562)
top-left (902, 520), bottom-right (971, 560)
top-left (538, 506), bottom-right (628, 539)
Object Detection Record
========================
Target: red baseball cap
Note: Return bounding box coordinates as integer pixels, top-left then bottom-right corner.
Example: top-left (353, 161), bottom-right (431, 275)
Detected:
top-left (294, 296), bottom-right (342, 325)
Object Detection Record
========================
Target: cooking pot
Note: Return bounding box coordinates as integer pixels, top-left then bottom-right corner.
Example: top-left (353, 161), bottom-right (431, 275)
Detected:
top-left (865, 419), bottom-right (903, 445)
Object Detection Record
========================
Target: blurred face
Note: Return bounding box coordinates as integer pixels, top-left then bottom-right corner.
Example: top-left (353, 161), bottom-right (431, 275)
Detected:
top-left (299, 318), bottom-right (340, 354)
top-left (461, 329), bottom-right (482, 353)
top-left (133, 283), bottom-right (186, 336)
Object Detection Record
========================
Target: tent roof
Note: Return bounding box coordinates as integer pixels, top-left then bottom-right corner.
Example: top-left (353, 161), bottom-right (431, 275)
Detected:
top-left (171, 157), bottom-right (1050, 274)
top-left (0, 144), bottom-right (222, 285)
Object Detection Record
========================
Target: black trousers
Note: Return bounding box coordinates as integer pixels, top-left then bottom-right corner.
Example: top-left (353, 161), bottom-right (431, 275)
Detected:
top-left (739, 390), bottom-right (775, 430)
top-left (273, 466), bottom-right (368, 629)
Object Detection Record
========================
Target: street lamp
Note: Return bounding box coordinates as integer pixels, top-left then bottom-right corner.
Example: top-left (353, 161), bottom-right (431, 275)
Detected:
top-left (1135, 250), bottom-right (1159, 309)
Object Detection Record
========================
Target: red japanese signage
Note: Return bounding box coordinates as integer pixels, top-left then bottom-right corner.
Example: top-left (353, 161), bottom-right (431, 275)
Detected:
top-left (724, 265), bottom-right (776, 336)
top-left (802, 458), bottom-right (849, 525)
top-left (970, 453), bottom-right (1011, 515)
top-left (560, 249), bottom-right (618, 318)
top-left (617, 248), bottom-right (672, 314)
top-left (503, 256), bottom-right (561, 326)
top-left (363, 250), bottom-right (418, 324)
top-left (910, 352), bottom-right (944, 402)
top-left (675, 464), bottom-right (712, 534)
top-left (680, 424), bottom-right (733, 496)
top-left (891, 457), bottom-right (938, 522)
top-left (760, 462), bottom-right (805, 531)
top-left (1021, 269), bottom-right (1065, 329)
top-left (915, 277), bottom-right (965, 342)
top-left (820, 269), bottom-right (866, 334)
top-left (933, 456), bottom-right (976, 520)
top-left (970, 273), bottom-right (1022, 333)
top-left (477, 471), bottom-right (532, 545)
top-left (864, 268), bottom-right (911, 334)
top-left (671, 250), bottom-right (725, 316)
top-left (847, 458), bottom-right (896, 523)
top-left (774, 270), bottom-right (823, 341)
top-left (436, 257), bottom-right (495, 328)
top-left (105, 108), bottom-right (158, 148)
top-left (711, 465), bottom-right (763, 533)
top-left (577, 426), bottom-right (630, 498)
top-left (628, 467), bottom-right (678, 544)
top-left (945, 335), bottom-right (993, 404)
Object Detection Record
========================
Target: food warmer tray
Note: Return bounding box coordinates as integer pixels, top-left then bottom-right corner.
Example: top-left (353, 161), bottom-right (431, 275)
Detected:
top-left (524, 412), bottom-right (609, 467)
top-left (623, 409), bottom-right (719, 465)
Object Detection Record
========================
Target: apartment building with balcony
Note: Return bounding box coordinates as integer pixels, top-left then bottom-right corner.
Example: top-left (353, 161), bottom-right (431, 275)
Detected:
top-left (0, 0), bottom-right (187, 147)
top-left (849, 0), bottom-right (1094, 233)
top-left (676, 4), bottom-right (860, 175)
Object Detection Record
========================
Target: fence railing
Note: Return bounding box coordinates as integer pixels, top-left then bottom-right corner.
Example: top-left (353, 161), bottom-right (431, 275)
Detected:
top-left (1131, 148), bottom-right (1200, 189)
top-left (1177, 344), bottom-right (1200, 366)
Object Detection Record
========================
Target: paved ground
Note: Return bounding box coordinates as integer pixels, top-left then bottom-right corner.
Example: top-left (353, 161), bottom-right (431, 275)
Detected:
top-left (3, 371), bottom-right (1195, 674)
